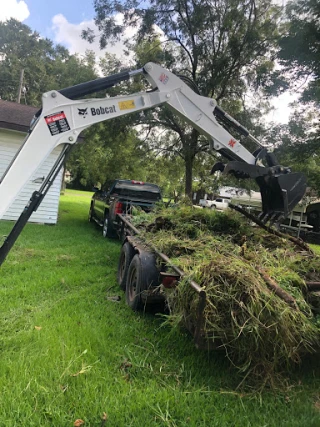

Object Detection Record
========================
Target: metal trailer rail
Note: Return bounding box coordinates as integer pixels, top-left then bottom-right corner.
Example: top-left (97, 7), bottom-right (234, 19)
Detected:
top-left (117, 213), bottom-right (208, 347)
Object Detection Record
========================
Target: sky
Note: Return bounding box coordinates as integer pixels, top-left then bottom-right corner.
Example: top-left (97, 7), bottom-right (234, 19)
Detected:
top-left (0, 0), bottom-right (131, 59)
top-left (1, 0), bottom-right (297, 123)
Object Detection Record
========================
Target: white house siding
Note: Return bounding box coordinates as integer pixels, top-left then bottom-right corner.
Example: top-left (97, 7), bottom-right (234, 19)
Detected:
top-left (0, 129), bottom-right (63, 224)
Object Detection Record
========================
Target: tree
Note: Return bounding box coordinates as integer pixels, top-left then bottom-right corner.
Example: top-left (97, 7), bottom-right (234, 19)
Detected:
top-left (277, 0), bottom-right (320, 106)
top-left (262, 0), bottom-right (320, 195)
top-left (0, 19), bottom-right (97, 105)
top-left (84, 0), bottom-right (283, 198)
top-left (67, 124), bottom-right (148, 189)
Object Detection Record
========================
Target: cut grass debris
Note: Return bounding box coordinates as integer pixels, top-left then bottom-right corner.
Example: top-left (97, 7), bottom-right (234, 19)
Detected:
top-left (133, 205), bottom-right (320, 387)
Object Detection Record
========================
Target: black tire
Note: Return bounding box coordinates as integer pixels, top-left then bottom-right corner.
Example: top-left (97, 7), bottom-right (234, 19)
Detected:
top-left (117, 242), bottom-right (135, 291)
top-left (102, 215), bottom-right (115, 238)
top-left (211, 204), bottom-right (216, 210)
top-left (88, 203), bottom-right (94, 222)
top-left (126, 254), bottom-right (144, 311)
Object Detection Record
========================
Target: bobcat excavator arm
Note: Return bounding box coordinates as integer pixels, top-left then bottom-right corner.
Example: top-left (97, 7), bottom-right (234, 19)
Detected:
top-left (0, 62), bottom-right (306, 265)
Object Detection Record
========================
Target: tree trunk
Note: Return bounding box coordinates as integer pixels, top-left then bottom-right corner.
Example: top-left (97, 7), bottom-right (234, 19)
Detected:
top-left (185, 153), bottom-right (194, 199)
top-left (183, 129), bottom-right (199, 199)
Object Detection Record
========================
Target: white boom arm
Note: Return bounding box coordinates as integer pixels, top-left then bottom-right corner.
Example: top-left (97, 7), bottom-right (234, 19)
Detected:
top-left (0, 61), bottom-right (306, 268)
top-left (0, 62), bottom-right (256, 219)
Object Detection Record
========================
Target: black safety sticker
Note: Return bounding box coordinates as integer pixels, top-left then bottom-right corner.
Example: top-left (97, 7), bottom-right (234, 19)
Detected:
top-left (45, 111), bottom-right (70, 136)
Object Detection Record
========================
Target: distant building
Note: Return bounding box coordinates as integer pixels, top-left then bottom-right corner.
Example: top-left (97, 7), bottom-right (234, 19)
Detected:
top-left (0, 100), bottom-right (64, 224)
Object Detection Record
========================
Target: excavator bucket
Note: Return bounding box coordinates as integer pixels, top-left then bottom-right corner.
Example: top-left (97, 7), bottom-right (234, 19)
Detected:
top-left (221, 161), bottom-right (307, 219)
top-left (257, 172), bottom-right (307, 218)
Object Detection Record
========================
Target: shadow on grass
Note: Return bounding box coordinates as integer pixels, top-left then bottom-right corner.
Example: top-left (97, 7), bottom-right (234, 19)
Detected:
top-left (120, 301), bottom-right (320, 394)
top-left (115, 304), bottom-right (244, 391)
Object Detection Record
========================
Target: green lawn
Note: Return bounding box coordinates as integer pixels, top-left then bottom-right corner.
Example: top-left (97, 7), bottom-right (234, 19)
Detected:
top-left (0, 190), bottom-right (319, 426)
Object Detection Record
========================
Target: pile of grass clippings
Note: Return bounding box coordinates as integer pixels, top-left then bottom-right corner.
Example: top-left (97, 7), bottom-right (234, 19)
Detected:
top-left (131, 205), bottom-right (320, 387)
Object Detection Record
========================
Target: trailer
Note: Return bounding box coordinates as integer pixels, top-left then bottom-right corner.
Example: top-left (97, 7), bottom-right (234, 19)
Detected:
top-left (114, 208), bottom-right (320, 380)
top-left (116, 209), bottom-right (320, 353)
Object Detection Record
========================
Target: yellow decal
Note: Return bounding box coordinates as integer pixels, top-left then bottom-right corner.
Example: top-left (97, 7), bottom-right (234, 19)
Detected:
top-left (118, 100), bottom-right (136, 110)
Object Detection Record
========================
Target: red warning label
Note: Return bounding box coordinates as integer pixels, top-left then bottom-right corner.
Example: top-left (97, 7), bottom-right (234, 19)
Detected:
top-left (45, 112), bottom-right (66, 124)
top-left (45, 111), bottom-right (70, 136)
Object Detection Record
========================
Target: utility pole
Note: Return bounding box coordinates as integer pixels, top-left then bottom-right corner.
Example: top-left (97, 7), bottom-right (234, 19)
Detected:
top-left (16, 69), bottom-right (24, 103)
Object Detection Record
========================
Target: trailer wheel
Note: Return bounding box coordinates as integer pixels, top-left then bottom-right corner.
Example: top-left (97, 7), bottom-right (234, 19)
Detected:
top-left (126, 254), bottom-right (144, 311)
top-left (117, 242), bottom-right (135, 291)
